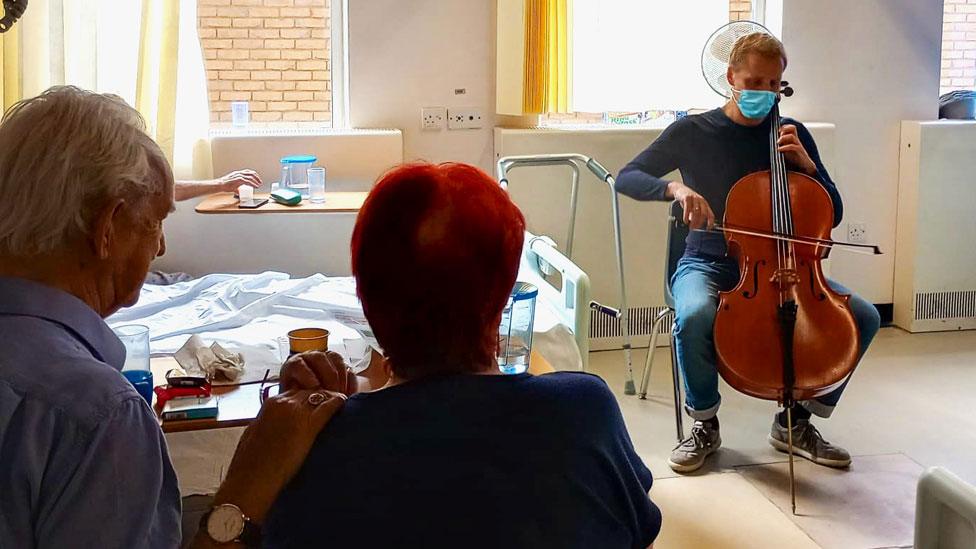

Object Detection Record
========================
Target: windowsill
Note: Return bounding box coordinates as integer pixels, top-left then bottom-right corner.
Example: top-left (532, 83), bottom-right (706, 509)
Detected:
top-left (209, 126), bottom-right (400, 138)
top-left (497, 121), bottom-right (837, 133)
top-left (496, 125), bottom-right (672, 133)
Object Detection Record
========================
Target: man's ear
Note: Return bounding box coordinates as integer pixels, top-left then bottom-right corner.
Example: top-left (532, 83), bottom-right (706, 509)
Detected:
top-left (727, 66), bottom-right (735, 88)
top-left (90, 199), bottom-right (126, 260)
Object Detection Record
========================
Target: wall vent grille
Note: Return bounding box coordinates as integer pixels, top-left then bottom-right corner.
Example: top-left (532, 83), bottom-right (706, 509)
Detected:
top-left (914, 291), bottom-right (976, 321)
top-left (589, 306), bottom-right (673, 339)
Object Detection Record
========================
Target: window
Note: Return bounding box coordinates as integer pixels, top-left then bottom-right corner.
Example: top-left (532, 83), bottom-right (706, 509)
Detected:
top-left (197, 0), bottom-right (340, 129)
top-left (542, 0), bottom-right (754, 127)
top-left (941, 0), bottom-right (976, 95)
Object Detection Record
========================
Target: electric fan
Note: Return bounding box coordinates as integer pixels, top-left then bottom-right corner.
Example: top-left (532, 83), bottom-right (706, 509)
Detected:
top-left (700, 20), bottom-right (771, 99)
top-left (0, 0), bottom-right (28, 33)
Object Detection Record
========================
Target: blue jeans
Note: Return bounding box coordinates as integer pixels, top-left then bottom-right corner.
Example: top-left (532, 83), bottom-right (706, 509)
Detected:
top-left (671, 256), bottom-right (881, 420)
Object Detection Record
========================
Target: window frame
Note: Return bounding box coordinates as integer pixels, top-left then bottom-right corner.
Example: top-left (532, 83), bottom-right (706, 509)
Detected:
top-left (330, 0), bottom-right (349, 129)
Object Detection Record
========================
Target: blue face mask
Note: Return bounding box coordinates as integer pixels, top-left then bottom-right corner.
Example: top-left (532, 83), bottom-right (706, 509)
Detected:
top-left (733, 88), bottom-right (777, 120)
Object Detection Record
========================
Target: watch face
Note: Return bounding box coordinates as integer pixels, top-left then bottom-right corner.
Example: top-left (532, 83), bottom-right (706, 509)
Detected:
top-left (207, 504), bottom-right (246, 543)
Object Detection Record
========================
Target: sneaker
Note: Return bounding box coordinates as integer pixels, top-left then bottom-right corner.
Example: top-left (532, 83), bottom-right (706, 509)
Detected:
top-left (768, 418), bottom-right (851, 468)
top-left (668, 420), bottom-right (721, 473)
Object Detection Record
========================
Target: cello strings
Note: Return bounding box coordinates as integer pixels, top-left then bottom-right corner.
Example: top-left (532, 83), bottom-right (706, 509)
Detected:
top-left (770, 112), bottom-right (782, 273)
top-left (771, 109), bottom-right (787, 282)
top-left (777, 112), bottom-right (798, 272)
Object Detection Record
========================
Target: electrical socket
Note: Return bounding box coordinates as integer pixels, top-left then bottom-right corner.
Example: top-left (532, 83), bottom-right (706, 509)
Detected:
top-left (421, 107), bottom-right (446, 131)
top-left (447, 107), bottom-right (483, 130)
top-left (848, 222), bottom-right (867, 243)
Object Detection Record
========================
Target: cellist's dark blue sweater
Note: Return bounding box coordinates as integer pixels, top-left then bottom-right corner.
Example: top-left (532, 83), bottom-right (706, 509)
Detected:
top-left (615, 107), bottom-right (842, 258)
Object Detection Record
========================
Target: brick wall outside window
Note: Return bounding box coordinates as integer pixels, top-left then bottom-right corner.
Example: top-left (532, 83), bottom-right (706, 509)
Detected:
top-left (942, 0), bottom-right (976, 94)
top-left (197, 0), bottom-right (332, 126)
top-left (729, 0), bottom-right (752, 22)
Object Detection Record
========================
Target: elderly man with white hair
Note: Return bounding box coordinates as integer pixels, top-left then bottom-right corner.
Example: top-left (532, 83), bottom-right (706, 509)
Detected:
top-left (0, 86), bottom-right (352, 548)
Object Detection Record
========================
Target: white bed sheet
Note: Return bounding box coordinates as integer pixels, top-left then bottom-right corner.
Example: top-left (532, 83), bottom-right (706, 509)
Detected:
top-left (109, 271), bottom-right (580, 380)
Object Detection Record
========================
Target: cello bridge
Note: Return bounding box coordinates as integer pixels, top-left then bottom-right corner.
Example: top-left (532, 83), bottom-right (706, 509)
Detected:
top-left (769, 268), bottom-right (800, 290)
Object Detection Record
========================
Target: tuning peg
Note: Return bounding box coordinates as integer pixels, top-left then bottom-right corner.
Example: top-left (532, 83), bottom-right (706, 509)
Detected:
top-left (779, 80), bottom-right (794, 97)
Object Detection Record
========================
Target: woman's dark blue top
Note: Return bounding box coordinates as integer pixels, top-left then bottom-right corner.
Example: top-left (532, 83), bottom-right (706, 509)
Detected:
top-left (264, 371), bottom-right (661, 549)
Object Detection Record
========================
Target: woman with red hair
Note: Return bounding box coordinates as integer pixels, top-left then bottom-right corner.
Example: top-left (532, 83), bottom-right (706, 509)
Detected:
top-left (264, 163), bottom-right (661, 548)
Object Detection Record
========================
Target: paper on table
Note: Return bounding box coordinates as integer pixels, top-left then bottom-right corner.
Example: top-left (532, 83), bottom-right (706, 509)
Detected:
top-left (173, 335), bottom-right (245, 382)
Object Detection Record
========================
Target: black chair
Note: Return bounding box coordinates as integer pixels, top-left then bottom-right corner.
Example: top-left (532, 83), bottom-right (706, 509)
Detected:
top-left (637, 201), bottom-right (687, 442)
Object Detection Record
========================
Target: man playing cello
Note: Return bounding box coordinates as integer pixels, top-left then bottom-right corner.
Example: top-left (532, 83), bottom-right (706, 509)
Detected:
top-left (615, 32), bottom-right (881, 474)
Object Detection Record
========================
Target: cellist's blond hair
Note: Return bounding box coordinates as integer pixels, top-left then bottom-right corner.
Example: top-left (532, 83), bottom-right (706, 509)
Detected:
top-left (730, 32), bottom-right (787, 69)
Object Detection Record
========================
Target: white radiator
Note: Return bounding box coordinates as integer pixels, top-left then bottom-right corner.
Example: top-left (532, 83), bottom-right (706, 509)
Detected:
top-left (895, 121), bottom-right (976, 332)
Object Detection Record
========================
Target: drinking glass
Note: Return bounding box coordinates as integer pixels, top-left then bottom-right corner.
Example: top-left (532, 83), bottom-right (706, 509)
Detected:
top-left (113, 324), bottom-right (153, 403)
top-left (308, 167), bottom-right (326, 204)
top-left (115, 324), bottom-right (150, 372)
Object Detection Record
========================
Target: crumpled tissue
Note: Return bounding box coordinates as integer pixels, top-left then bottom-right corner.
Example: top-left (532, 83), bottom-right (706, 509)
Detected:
top-left (173, 334), bottom-right (245, 382)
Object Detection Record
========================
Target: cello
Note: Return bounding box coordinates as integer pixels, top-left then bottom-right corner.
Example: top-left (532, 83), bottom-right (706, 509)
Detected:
top-left (710, 89), bottom-right (871, 513)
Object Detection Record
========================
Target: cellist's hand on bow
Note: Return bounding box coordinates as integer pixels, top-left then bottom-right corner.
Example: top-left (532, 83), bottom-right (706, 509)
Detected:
top-left (778, 125), bottom-right (817, 176)
top-left (667, 181), bottom-right (715, 230)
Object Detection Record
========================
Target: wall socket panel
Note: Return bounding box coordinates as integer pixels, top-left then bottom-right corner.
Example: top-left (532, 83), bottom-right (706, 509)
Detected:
top-left (421, 107), bottom-right (446, 131)
top-left (847, 222), bottom-right (867, 243)
top-left (448, 107), bottom-right (483, 130)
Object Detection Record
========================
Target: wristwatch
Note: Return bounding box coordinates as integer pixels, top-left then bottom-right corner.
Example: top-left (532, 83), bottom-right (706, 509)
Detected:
top-left (201, 503), bottom-right (262, 546)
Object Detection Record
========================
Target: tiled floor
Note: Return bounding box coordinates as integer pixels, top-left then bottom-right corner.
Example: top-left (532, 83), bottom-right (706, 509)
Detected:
top-left (586, 327), bottom-right (976, 549)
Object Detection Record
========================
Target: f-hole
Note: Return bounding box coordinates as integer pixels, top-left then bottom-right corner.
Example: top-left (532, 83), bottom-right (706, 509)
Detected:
top-left (806, 262), bottom-right (827, 301)
top-left (743, 260), bottom-right (765, 299)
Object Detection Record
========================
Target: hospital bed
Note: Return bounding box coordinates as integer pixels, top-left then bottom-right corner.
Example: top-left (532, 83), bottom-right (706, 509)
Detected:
top-left (915, 467), bottom-right (976, 549)
top-left (108, 232), bottom-right (590, 496)
top-left (108, 230), bottom-right (589, 496)
top-left (110, 229), bottom-right (589, 377)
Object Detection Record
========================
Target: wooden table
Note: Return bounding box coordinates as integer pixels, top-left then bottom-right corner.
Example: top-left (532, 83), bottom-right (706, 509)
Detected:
top-left (153, 351), bottom-right (555, 433)
top-left (194, 191), bottom-right (368, 214)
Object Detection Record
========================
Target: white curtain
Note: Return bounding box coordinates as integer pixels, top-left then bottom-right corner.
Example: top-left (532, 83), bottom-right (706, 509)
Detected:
top-left (14, 0), bottom-right (212, 179)
top-left (572, 0), bottom-right (730, 112)
top-left (173, 0), bottom-right (213, 180)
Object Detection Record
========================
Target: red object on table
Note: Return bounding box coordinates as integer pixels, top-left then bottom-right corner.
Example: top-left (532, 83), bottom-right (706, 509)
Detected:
top-left (154, 383), bottom-right (212, 407)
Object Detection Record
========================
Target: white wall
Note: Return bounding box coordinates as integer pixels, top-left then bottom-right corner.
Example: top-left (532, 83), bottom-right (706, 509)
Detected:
top-left (781, 0), bottom-right (944, 303)
top-left (347, 0), bottom-right (497, 172)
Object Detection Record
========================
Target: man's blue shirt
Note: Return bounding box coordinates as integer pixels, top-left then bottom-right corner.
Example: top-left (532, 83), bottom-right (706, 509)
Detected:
top-left (0, 277), bottom-right (180, 549)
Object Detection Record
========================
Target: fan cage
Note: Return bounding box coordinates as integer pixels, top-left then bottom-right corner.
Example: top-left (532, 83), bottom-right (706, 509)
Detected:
top-left (701, 21), bottom-right (771, 99)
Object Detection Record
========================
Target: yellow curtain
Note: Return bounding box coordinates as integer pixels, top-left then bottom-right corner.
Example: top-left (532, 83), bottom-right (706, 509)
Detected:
top-left (136, 0), bottom-right (181, 163)
top-left (522, 0), bottom-right (572, 114)
top-left (0, 25), bottom-right (21, 112)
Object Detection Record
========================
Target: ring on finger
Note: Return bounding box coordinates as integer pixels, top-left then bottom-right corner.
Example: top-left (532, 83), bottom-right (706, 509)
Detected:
top-left (307, 392), bottom-right (328, 406)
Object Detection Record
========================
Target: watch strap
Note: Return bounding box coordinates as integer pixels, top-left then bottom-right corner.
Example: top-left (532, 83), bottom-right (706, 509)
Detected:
top-left (239, 519), bottom-right (263, 547)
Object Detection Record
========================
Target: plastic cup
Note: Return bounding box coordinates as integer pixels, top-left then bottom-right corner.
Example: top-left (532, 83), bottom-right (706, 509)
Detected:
top-left (123, 370), bottom-right (154, 405)
top-left (308, 167), bottom-right (326, 203)
top-left (231, 101), bottom-right (249, 127)
top-left (114, 324), bottom-right (150, 372)
top-left (114, 324), bottom-right (153, 404)
top-left (275, 336), bottom-right (290, 363)
top-left (288, 328), bottom-right (330, 356)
